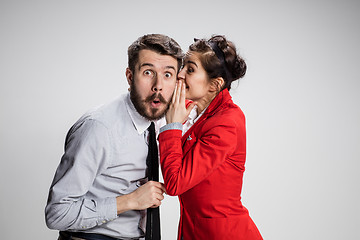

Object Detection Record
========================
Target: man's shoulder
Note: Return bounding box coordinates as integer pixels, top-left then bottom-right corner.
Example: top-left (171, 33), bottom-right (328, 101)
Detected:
top-left (77, 93), bottom-right (129, 128)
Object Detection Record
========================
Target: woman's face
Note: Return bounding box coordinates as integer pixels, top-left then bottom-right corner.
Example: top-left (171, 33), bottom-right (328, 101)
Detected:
top-left (178, 51), bottom-right (212, 101)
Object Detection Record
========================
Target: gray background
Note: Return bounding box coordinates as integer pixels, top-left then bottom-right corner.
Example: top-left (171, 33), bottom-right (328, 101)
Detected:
top-left (1, 0), bottom-right (359, 239)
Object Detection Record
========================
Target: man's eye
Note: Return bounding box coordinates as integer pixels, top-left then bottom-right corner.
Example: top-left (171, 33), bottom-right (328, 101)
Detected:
top-left (144, 70), bottom-right (153, 76)
top-left (164, 72), bottom-right (172, 78)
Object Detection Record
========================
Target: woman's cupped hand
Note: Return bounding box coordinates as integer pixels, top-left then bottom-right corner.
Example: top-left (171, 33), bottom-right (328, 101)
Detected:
top-left (165, 80), bottom-right (197, 124)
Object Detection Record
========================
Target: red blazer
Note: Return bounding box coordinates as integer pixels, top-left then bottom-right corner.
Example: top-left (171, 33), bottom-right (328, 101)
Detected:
top-left (159, 89), bottom-right (262, 240)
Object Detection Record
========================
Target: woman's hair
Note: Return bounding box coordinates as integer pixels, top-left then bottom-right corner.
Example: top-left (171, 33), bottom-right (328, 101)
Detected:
top-left (128, 34), bottom-right (184, 73)
top-left (189, 35), bottom-right (247, 91)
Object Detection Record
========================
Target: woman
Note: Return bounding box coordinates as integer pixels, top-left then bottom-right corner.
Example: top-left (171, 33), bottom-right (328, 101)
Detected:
top-left (158, 35), bottom-right (263, 240)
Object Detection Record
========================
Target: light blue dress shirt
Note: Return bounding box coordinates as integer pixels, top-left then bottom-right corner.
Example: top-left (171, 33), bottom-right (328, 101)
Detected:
top-left (45, 93), bottom-right (162, 239)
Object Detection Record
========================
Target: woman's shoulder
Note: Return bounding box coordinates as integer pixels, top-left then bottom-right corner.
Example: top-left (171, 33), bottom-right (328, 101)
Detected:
top-left (218, 100), bottom-right (245, 120)
top-left (202, 104), bottom-right (245, 132)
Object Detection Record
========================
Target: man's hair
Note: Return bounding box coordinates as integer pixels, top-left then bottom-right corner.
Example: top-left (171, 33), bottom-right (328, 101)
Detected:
top-left (128, 34), bottom-right (184, 73)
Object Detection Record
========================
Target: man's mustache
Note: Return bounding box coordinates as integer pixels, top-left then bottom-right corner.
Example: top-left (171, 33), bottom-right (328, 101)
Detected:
top-left (145, 93), bottom-right (167, 104)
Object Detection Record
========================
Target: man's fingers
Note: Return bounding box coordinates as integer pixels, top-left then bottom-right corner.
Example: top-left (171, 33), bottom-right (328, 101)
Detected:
top-left (156, 192), bottom-right (164, 201)
top-left (150, 201), bottom-right (161, 208)
top-left (147, 181), bottom-right (166, 194)
top-left (149, 191), bottom-right (164, 208)
top-left (159, 182), bottom-right (166, 191)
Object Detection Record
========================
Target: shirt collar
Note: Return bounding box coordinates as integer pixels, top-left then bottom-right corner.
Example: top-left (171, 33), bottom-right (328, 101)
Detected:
top-left (188, 105), bottom-right (209, 123)
top-left (187, 105), bottom-right (198, 124)
top-left (125, 92), bottom-right (151, 135)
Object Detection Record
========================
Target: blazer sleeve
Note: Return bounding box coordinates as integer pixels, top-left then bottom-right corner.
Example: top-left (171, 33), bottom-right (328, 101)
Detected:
top-left (159, 117), bottom-right (239, 196)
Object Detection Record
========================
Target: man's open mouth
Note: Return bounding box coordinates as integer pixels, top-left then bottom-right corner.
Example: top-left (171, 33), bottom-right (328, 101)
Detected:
top-left (146, 93), bottom-right (167, 107)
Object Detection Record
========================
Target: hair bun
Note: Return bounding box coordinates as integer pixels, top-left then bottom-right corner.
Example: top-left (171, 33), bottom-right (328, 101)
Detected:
top-left (232, 56), bottom-right (247, 80)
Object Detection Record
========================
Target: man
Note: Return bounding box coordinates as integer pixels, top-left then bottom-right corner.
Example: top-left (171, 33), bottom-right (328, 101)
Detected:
top-left (45, 34), bottom-right (184, 240)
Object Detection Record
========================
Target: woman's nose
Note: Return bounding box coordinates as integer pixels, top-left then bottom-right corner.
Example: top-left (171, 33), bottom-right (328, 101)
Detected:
top-left (177, 68), bottom-right (185, 80)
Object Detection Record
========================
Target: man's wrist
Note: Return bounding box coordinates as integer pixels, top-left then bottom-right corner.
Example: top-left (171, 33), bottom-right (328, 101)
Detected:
top-left (116, 194), bottom-right (135, 215)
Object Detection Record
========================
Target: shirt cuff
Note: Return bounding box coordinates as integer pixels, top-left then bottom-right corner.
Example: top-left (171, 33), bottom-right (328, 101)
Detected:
top-left (97, 197), bottom-right (118, 225)
top-left (160, 122), bottom-right (182, 133)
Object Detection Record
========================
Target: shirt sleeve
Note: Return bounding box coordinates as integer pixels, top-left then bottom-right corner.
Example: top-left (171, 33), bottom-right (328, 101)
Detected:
top-left (45, 119), bottom-right (118, 231)
top-left (159, 117), bottom-right (240, 196)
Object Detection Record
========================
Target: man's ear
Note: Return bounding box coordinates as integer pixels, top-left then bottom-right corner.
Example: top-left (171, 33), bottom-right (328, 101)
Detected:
top-left (125, 68), bottom-right (133, 86)
top-left (209, 77), bottom-right (225, 93)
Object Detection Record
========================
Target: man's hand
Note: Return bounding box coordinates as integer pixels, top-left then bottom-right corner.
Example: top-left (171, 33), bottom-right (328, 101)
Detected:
top-left (116, 181), bottom-right (166, 214)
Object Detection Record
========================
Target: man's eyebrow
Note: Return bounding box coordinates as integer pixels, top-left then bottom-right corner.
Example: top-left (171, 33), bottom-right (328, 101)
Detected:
top-left (138, 63), bottom-right (154, 70)
top-left (165, 65), bottom-right (176, 71)
top-left (138, 63), bottom-right (176, 72)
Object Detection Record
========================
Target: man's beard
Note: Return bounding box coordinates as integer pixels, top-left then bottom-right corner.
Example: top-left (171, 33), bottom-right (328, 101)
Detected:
top-left (130, 81), bottom-right (170, 121)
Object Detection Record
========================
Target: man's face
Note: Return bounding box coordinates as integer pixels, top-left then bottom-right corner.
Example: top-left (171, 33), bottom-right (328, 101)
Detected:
top-left (126, 49), bottom-right (178, 120)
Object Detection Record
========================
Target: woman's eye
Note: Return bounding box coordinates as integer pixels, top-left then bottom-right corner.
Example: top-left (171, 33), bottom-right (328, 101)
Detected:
top-left (187, 67), bottom-right (194, 73)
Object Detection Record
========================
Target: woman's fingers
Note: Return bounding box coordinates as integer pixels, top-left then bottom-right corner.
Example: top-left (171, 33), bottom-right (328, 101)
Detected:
top-left (171, 81), bottom-right (178, 104)
top-left (166, 80), bottom-right (193, 124)
top-left (175, 80), bottom-right (182, 104)
top-left (186, 101), bottom-right (197, 115)
top-left (180, 82), bottom-right (186, 105)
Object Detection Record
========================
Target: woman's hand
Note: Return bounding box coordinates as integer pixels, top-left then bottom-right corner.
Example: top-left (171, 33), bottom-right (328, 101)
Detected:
top-left (166, 80), bottom-right (196, 124)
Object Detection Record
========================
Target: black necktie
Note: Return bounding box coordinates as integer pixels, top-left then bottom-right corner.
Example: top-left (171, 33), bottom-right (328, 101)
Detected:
top-left (145, 122), bottom-right (161, 240)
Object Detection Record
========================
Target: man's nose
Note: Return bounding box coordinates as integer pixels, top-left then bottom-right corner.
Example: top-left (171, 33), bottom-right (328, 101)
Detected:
top-left (152, 75), bottom-right (163, 92)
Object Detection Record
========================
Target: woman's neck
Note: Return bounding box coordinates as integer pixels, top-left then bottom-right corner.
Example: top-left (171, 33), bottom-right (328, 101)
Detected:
top-left (195, 92), bottom-right (218, 115)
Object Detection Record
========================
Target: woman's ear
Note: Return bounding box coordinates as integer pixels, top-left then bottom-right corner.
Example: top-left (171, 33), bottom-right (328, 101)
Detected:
top-left (210, 77), bottom-right (225, 93)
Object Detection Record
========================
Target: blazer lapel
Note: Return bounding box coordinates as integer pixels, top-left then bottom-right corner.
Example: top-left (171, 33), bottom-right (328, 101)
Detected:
top-left (181, 89), bottom-right (232, 154)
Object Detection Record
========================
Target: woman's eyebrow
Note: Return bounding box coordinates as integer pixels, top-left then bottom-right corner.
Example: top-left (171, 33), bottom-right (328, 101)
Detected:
top-left (186, 60), bottom-right (198, 68)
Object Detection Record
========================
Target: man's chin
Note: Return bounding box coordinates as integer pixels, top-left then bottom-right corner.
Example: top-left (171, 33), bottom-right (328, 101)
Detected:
top-left (142, 107), bottom-right (167, 121)
top-left (143, 113), bottom-right (165, 121)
